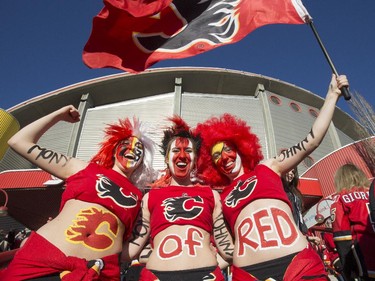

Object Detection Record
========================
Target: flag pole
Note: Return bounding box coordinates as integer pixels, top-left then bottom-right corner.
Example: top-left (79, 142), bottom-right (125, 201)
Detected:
top-left (306, 18), bottom-right (351, 100)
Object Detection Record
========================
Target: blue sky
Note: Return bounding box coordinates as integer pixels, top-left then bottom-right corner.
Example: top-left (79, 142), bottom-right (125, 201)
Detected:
top-left (1, 1), bottom-right (374, 123)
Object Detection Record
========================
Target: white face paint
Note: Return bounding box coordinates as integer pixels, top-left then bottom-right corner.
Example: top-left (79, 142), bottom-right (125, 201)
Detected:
top-left (231, 153), bottom-right (242, 175)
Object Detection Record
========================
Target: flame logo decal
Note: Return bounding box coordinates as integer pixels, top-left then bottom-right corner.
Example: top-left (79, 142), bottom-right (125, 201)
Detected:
top-left (65, 207), bottom-right (119, 251)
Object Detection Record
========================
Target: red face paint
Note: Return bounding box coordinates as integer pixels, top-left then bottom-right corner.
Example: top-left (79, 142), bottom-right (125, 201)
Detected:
top-left (211, 142), bottom-right (241, 177)
top-left (167, 137), bottom-right (195, 179)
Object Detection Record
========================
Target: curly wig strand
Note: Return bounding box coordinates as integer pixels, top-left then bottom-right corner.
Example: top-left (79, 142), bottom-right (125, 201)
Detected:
top-left (91, 117), bottom-right (157, 190)
top-left (195, 113), bottom-right (263, 186)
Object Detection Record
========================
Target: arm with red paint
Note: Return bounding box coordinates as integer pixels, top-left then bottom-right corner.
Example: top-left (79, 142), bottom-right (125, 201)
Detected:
top-left (121, 193), bottom-right (151, 263)
top-left (266, 74), bottom-right (349, 175)
top-left (7, 105), bottom-right (87, 180)
top-left (212, 190), bottom-right (234, 263)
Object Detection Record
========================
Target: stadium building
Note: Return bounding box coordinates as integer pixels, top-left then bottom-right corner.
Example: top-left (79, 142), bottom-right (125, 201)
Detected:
top-left (0, 67), bottom-right (372, 233)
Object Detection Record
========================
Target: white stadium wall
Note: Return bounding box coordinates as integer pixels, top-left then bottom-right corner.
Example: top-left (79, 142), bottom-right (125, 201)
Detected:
top-left (0, 67), bottom-right (363, 176)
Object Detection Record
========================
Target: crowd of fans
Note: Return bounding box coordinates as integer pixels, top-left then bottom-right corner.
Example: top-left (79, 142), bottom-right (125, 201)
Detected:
top-left (1, 74), bottom-right (374, 280)
top-left (0, 228), bottom-right (30, 253)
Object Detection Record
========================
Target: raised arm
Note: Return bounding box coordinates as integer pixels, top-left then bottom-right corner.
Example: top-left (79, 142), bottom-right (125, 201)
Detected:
top-left (267, 74), bottom-right (349, 175)
top-left (7, 105), bottom-right (87, 180)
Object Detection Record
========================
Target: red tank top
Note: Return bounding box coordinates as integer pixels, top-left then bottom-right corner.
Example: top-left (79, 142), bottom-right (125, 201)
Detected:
top-left (60, 162), bottom-right (142, 239)
top-left (220, 164), bottom-right (291, 233)
top-left (147, 185), bottom-right (215, 239)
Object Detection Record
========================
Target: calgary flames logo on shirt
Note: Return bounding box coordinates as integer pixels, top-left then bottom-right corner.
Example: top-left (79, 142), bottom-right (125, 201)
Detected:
top-left (225, 177), bottom-right (257, 208)
top-left (162, 195), bottom-right (204, 222)
top-left (95, 174), bottom-right (138, 208)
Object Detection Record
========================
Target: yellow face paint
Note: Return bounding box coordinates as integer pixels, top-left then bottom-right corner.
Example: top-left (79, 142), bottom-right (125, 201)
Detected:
top-left (115, 136), bottom-right (144, 170)
top-left (211, 142), bottom-right (224, 164)
top-left (65, 207), bottom-right (119, 251)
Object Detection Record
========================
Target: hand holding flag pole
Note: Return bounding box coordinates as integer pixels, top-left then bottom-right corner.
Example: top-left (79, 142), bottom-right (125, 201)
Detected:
top-left (306, 18), bottom-right (351, 100)
top-left (84, 0), bottom-right (329, 75)
top-left (84, 0), bottom-right (350, 101)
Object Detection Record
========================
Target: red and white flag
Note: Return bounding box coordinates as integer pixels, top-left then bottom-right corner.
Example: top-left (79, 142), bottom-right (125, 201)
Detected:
top-left (83, 0), bottom-right (311, 73)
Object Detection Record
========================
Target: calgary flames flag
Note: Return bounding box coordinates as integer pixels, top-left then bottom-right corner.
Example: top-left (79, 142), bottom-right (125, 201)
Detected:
top-left (83, 0), bottom-right (311, 73)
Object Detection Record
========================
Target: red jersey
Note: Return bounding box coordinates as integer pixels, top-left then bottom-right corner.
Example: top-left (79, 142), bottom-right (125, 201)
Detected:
top-left (331, 187), bottom-right (375, 275)
top-left (147, 185), bottom-right (215, 239)
top-left (220, 164), bottom-right (292, 233)
top-left (61, 162), bottom-right (143, 240)
top-left (321, 232), bottom-right (340, 269)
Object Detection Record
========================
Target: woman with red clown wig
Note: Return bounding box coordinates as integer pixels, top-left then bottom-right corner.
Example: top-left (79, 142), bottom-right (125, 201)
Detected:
top-left (122, 115), bottom-right (234, 281)
top-left (2, 105), bottom-right (156, 281)
top-left (196, 74), bottom-right (349, 281)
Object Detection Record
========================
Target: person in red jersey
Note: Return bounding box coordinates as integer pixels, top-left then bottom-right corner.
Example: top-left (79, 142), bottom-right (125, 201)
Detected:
top-left (331, 163), bottom-right (375, 281)
top-left (369, 179), bottom-right (375, 228)
top-left (195, 74), bottom-right (349, 281)
top-left (1, 105), bottom-right (156, 281)
top-left (320, 231), bottom-right (343, 276)
top-left (122, 116), bottom-right (234, 281)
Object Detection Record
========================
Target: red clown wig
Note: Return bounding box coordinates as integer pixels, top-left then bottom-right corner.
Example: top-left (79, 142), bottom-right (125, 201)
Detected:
top-left (195, 113), bottom-right (263, 187)
top-left (91, 118), bottom-right (133, 169)
top-left (91, 117), bottom-right (157, 190)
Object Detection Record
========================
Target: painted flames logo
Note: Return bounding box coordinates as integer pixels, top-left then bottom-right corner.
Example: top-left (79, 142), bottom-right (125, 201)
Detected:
top-left (65, 207), bottom-right (119, 251)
